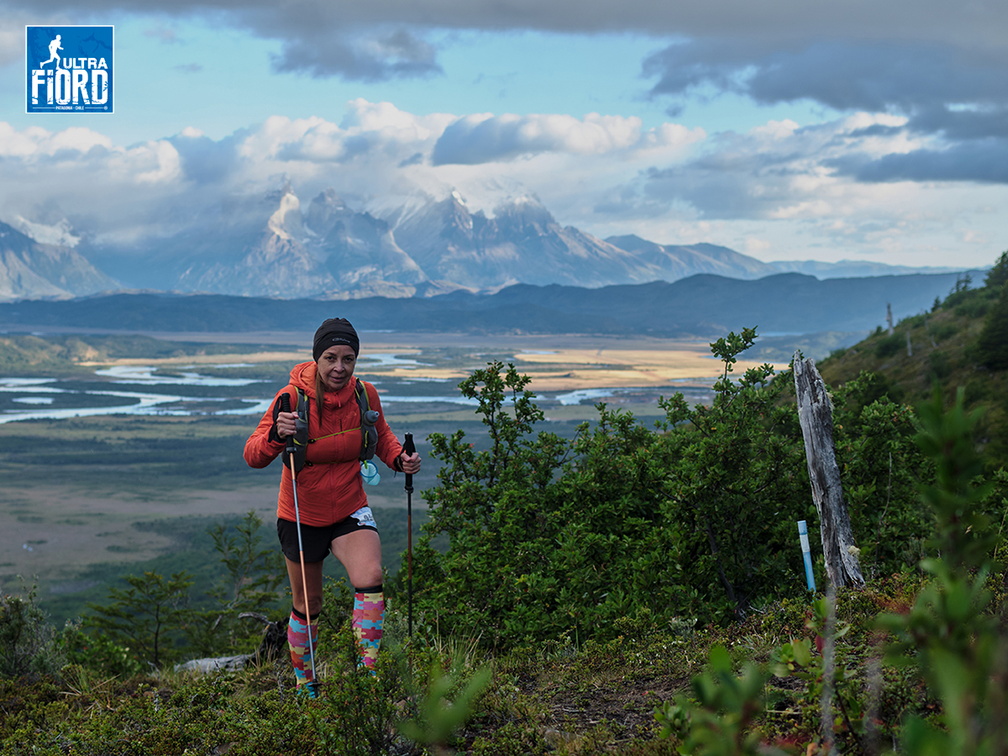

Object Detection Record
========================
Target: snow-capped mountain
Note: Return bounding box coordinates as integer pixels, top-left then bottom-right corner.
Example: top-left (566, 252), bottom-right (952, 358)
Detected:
top-left (145, 186), bottom-right (434, 299)
top-left (389, 192), bottom-right (628, 289)
top-left (177, 186), bottom-right (331, 298)
top-left (0, 186), bottom-right (971, 302)
top-left (0, 222), bottom-right (118, 301)
top-left (305, 189), bottom-right (428, 298)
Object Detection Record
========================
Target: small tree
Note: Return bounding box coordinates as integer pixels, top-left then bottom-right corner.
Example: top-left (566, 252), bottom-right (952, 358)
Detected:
top-left (830, 373), bottom-right (934, 574)
top-left (185, 511), bottom-right (285, 656)
top-left (86, 570), bottom-right (193, 669)
top-left (414, 362), bottom-right (566, 646)
top-left (984, 250), bottom-right (1008, 289)
top-left (977, 282), bottom-right (1008, 371)
top-left (657, 328), bottom-right (809, 619)
top-left (414, 361), bottom-right (687, 647)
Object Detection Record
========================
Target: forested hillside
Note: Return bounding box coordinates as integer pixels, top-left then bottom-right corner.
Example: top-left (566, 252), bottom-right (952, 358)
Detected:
top-left (819, 251), bottom-right (1008, 470)
top-left (2, 252), bottom-right (1007, 754)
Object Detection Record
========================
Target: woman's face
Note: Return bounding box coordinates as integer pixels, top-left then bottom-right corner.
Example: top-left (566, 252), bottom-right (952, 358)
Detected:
top-left (317, 344), bottom-right (357, 392)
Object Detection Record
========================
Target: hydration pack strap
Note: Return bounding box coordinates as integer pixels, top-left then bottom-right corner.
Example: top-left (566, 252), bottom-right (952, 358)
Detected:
top-left (279, 380), bottom-right (378, 468)
top-left (356, 379), bottom-right (379, 462)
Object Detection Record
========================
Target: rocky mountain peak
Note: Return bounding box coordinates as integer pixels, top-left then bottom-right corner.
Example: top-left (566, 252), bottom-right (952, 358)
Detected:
top-left (266, 189), bottom-right (304, 242)
top-left (0, 221), bottom-right (119, 301)
top-left (0, 186), bottom-right (966, 303)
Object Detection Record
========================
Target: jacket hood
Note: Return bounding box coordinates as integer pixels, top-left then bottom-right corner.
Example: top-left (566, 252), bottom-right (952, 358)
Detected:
top-left (290, 361), bottom-right (317, 394)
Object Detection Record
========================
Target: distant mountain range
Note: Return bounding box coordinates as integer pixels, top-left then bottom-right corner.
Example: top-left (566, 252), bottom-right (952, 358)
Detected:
top-left (0, 270), bottom-right (976, 347)
top-left (0, 186), bottom-right (965, 302)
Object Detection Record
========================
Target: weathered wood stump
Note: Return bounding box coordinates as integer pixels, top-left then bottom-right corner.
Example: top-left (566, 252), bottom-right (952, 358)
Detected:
top-left (793, 353), bottom-right (865, 589)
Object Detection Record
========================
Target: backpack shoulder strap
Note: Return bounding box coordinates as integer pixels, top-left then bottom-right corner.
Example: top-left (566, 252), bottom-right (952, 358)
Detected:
top-left (356, 379), bottom-right (379, 461)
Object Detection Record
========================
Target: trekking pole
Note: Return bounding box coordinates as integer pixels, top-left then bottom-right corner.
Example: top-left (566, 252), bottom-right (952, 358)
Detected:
top-left (403, 432), bottom-right (416, 638)
top-left (280, 393), bottom-right (319, 696)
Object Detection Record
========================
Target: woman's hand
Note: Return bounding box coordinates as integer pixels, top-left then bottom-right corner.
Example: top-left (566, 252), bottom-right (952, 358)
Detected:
top-left (275, 411), bottom-right (299, 438)
top-left (399, 452), bottom-right (421, 475)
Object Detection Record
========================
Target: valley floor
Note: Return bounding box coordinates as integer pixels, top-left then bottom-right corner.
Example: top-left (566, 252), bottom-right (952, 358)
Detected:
top-left (0, 330), bottom-right (776, 624)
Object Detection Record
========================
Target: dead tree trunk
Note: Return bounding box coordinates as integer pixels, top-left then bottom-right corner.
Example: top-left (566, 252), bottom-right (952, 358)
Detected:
top-left (793, 353), bottom-right (865, 589)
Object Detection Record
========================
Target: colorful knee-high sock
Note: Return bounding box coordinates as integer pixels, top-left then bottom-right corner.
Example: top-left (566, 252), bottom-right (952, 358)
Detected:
top-left (288, 607), bottom-right (319, 690)
top-left (352, 584), bottom-right (384, 672)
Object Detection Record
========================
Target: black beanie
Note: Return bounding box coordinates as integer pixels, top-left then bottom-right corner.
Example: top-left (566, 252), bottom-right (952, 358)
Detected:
top-left (313, 318), bottom-right (360, 361)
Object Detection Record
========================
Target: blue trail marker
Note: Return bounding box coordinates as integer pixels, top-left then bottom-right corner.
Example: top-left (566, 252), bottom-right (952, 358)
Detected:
top-left (798, 520), bottom-right (816, 592)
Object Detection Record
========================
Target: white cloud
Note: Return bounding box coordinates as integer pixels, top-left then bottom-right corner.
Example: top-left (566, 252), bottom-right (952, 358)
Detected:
top-left (0, 98), bottom-right (1002, 269)
top-left (625, 113), bottom-right (937, 223)
top-left (237, 115), bottom-right (330, 160)
top-left (749, 119), bottom-right (800, 140)
top-left (1, 0), bottom-right (1002, 271)
top-left (432, 111), bottom-right (703, 164)
top-left (638, 123), bottom-right (708, 152)
top-left (0, 123), bottom-right (47, 157)
top-left (0, 124), bottom-right (189, 244)
top-left (117, 140), bottom-right (182, 184)
top-left (0, 123), bottom-right (113, 158)
top-left (47, 126), bottom-right (116, 155)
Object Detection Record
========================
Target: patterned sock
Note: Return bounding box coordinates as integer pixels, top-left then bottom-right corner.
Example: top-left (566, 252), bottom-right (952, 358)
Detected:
top-left (287, 607), bottom-right (319, 689)
top-left (352, 584), bottom-right (384, 672)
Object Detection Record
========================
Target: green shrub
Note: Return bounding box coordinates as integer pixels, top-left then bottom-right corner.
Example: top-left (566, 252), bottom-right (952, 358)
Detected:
top-left (658, 386), bottom-right (1008, 755)
top-left (873, 332), bottom-right (903, 359)
top-left (414, 359), bottom-right (694, 648)
top-left (831, 383), bottom-right (933, 574)
top-left (929, 320), bottom-right (958, 343)
top-left (60, 620), bottom-right (143, 677)
top-left (0, 586), bottom-right (64, 681)
top-left (927, 350), bottom-right (952, 380)
top-left (416, 330), bottom-right (819, 648)
top-left (84, 570), bottom-right (194, 669)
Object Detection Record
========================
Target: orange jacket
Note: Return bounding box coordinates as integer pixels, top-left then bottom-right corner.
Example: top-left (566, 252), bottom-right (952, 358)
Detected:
top-left (244, 361), bottom-right (404, 527)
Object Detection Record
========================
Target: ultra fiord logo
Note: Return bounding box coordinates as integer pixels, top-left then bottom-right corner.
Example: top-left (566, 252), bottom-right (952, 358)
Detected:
top-left (26, 26), bottom-right (113, 114)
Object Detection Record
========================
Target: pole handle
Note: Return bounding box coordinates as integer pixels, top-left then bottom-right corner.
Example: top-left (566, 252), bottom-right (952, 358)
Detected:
top-left (279, 393), bottom-right (296, 456)
top-left (403, 432), bottom-right (416, 491)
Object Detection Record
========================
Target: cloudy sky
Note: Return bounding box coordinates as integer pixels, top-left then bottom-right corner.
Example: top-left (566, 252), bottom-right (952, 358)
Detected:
top-left (1, 0), bottom-right (1006, 268)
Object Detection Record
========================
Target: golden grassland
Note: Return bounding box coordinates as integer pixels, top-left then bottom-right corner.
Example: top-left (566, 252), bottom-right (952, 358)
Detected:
top-left (85, 330), bottom-right (779, 392)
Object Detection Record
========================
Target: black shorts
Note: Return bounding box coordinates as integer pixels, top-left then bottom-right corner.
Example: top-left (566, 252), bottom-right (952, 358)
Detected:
top-left (276, 506), bottom-right (379, 563)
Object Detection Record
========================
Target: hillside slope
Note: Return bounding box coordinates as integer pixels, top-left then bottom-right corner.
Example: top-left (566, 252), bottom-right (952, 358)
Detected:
top-left (817, 261), bottom-right (1008, 468)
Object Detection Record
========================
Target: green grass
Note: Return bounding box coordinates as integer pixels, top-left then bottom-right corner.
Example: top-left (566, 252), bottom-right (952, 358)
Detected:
top-left (0, 580), bottom-right (934, 755)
